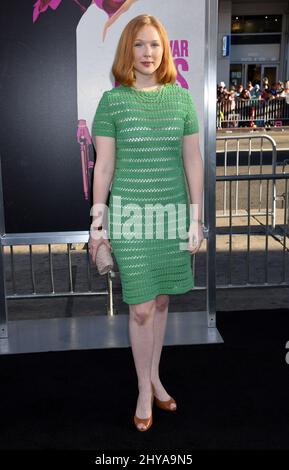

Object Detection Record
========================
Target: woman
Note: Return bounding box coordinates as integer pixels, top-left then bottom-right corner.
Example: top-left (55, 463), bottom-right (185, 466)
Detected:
top-left (89, 14), bottom-right (204, 432)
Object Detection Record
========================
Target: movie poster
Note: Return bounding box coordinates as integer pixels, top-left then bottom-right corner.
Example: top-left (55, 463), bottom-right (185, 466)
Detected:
top-left (0, 0), bottom-right (205, 233)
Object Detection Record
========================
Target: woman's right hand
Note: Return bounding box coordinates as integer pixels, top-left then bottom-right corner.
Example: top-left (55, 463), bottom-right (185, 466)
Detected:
top-left (88, 230), bottom-right (113, 265)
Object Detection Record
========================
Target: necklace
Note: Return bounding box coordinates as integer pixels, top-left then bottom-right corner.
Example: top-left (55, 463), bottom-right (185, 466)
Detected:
top-left (130, 83), bottom-right (166, 102)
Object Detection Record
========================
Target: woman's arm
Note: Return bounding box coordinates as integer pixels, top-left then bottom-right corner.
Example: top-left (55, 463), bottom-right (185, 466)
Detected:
top-left (182, 132), bottom-right (204, 223)
top-left (91, 135), bottom-right (116, 225)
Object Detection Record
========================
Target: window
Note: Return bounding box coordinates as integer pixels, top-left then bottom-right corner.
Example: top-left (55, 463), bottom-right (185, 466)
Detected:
top-left (232, 15), bottom-right (282, 34)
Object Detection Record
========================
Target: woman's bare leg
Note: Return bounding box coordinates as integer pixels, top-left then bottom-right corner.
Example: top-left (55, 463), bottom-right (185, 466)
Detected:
top-left (129, 298), bottom-right (156, 430)
top-left (150, 294), bottom-right (176, 409)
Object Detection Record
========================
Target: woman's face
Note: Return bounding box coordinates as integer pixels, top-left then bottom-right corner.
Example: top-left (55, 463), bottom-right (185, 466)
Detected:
top-left (132, 25), bottom-right (164, 80)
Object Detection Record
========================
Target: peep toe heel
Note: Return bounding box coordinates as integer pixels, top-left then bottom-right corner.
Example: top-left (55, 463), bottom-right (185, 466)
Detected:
top-left (134, 385), bottom-right (154, 432)
top-left (152, 383), bottom-right (177, 411)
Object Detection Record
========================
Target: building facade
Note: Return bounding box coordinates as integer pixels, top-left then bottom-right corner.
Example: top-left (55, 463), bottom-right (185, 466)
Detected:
top-left (218, 0), bottom-right (289, 88)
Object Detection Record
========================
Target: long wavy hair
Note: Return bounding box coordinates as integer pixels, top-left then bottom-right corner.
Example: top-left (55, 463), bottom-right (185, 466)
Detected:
top-left (112, 14), bottom-right (177, 87)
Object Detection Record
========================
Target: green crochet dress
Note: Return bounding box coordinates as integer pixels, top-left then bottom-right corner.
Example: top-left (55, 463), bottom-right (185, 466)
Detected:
top-left (92, 83), bottom-right (199, 304)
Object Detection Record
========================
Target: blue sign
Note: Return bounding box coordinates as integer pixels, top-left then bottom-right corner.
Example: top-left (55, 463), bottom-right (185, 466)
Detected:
top-left (222, 35), bottom-right (230, 57)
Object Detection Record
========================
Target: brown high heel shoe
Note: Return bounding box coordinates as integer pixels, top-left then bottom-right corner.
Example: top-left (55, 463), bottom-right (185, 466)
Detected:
top-left (152, 383), bottom-right (177, 411)
top-left (134, 385), bottom-right (154, 432)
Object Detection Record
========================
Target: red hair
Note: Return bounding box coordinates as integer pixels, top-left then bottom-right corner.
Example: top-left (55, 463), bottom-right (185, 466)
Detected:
top-left (112, 14), bottom-right (177, 87)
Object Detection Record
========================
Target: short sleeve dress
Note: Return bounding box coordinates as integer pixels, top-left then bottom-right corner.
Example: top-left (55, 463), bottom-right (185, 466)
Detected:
top-left (92, 83), bottom-right (199, 305)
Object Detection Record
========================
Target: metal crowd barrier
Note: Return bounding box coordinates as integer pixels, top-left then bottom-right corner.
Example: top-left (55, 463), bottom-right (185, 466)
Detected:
top-left (216, 173), bottom-right (289, 288)
top-left (0, 228), bottom-right (211, 338)
top-left (216, 134), bottom-right (278, 227)
top-left (217, 96), bottom-right (289, 128)
top-left (0, 232), bottom-right (116, 338)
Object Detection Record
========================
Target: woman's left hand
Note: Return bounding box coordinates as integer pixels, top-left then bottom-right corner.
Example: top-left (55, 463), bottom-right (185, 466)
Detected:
top-left (188, 222), bottom-right (204, 255)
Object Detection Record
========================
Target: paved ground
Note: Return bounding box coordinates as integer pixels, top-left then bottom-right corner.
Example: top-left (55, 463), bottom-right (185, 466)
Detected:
top-left (3, 128), bottom-right (289, 321)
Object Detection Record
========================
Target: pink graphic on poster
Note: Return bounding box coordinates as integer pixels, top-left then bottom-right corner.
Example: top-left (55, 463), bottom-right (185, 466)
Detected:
top-left (33, 1), bottom-right (139, 41)
top-left (170, 39), bottom-right (190, 89)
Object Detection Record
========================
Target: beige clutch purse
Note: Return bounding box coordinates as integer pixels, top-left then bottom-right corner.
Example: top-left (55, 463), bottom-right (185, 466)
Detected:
top-left (95, 243), bottom-right (114, 275)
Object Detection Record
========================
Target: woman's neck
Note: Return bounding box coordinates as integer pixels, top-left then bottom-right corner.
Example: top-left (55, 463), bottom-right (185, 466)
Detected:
top-left (132, 77), bottom-right (161, 89)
